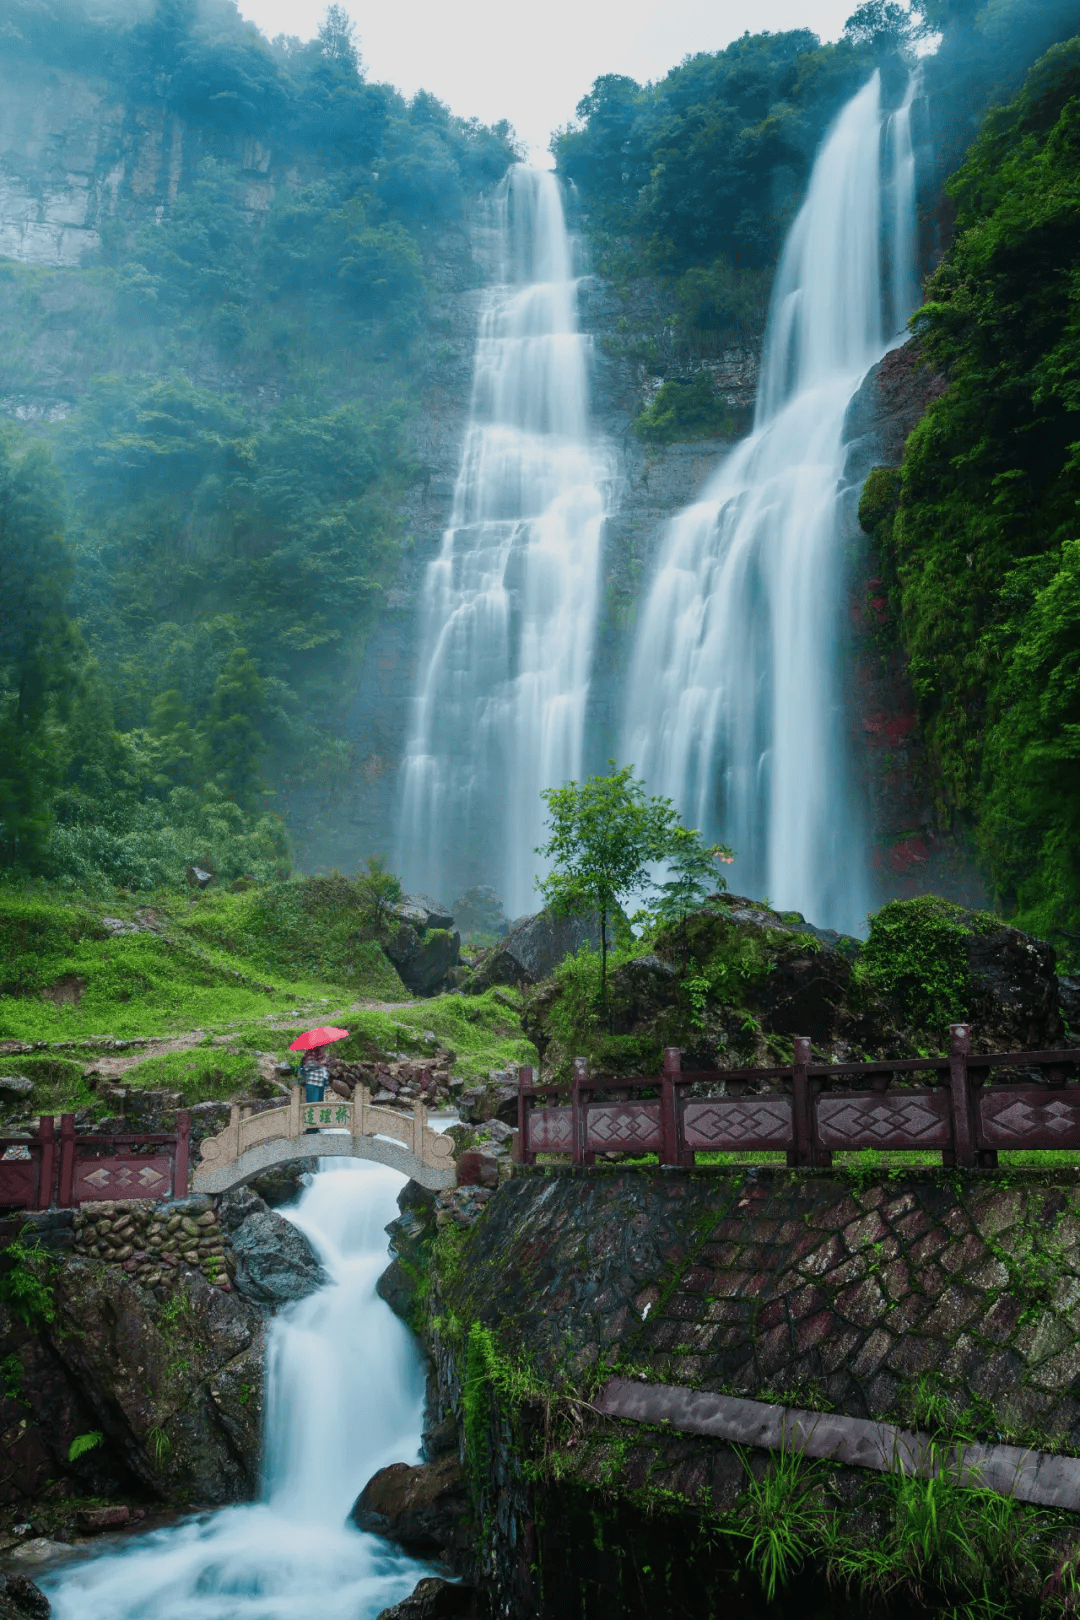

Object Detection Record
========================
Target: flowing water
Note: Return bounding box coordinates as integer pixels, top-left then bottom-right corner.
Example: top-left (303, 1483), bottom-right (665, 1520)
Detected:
top-left (622, 72), bottom-right (920, 935)
top-left (396, 164), bottom-right (610, 918)
top-left (41, 1162), bottom-right (434, 1620)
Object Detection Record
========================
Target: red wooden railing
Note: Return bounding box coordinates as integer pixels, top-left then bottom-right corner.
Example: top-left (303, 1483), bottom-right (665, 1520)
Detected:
top-left (0, 1113), bottom-right (191, 1211)
top-left (514, 1025), bottom-right (1080, 1170)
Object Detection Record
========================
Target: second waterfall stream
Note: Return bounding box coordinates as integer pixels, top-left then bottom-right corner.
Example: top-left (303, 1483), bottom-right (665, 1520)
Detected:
top-left (624, 71), bottom-right (920, 936)
top-left (397, 165), bottom-right (610, 920)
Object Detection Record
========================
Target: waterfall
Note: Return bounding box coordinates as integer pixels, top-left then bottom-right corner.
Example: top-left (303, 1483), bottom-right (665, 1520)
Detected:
top-left (622, 72), bottom-right (919, 935)
top-left (42, 1163), bottom-right (437, 1620)
top-left (397, 165), bottom-right (610, 919)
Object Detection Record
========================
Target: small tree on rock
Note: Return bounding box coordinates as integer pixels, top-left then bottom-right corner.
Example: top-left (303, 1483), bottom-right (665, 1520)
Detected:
top-left (537, 762), bottom-right (714, 999)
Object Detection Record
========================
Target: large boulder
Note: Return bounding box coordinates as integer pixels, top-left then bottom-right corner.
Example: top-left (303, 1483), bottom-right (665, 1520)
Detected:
top-left (451, 886), bottom-right (509, 939)
top-left (350, 1454), bottom-right (471, 1558)
top-left (1061, 975), bottom-right (1080, 1036)
top-left (965, 924), bottom-right (1065, 1050)
top-left (217, 1188), bottom-right (327, 1307)
top-left (384, 923), bottom-right (461, 997)
top-left (472, 910), bottom-right (602, 992)
top-left (393, 894), bottom-right (455, 931)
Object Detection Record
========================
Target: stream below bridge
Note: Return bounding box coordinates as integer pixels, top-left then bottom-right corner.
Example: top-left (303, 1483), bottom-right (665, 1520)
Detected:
top-left (39, 1160), bottom-right (439, 1620)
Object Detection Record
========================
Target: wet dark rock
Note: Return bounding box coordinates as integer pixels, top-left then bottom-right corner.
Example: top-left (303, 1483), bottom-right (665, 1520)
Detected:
top-left (451, 886), bottom-right (509, 939)
top-left (350, 1455), bottom-right (471, 1557)
top-left (248, 1162), bottom-right (308, 1208)
top-left (385, 923), bottom-right (461, 997)
top-left (218, 1189), bottom-right (327, 1306)
top-left (964, 925), bottom-right (1064, 1050)
top-left (421, 1414), bottom-right (458, 1460)
top-left (0, 1573), bottom-right (50, 1620)
top-left (13, 1211), bottom-right (75, 1252)
top-left (0, 1076), bottom-right (33, 1100)
top-left (454, 1150), bottom-right (500, 1189)
top-left (472, 910), bottom-right (601, 992)
top-left (1060, 976), bottom-right (1080, 1035)
top-left (375, 1577), bottom-right (476, 1619)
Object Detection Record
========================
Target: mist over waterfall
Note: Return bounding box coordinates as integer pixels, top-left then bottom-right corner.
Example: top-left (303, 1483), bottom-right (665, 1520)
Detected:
top-left (622, 72), bottom-right (919, 935)
top-left (397, 166), bottom-right (610, 918)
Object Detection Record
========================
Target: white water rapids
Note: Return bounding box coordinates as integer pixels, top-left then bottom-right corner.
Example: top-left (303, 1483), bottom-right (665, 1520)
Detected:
top-left (622, 72), bottom-right (919, 935)
top-left (41, 1163), bottom-right (436, 1620)
top-left (397, 164), bottom-right (610, 919)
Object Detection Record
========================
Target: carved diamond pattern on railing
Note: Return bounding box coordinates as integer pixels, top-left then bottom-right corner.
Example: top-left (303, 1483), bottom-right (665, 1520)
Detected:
top-left (979, 1089), bottom-right (1080, 1148)
top-left (529, 1108), bottom-right (573, 1151)
top-left (74, 1156), bottom-right (172, 1201)
top-left (683, 1097), bottom-right (792, 1149)
top-left (586, 1105), bottom-right (661, 1151)
top-left (816, 1092), bottom-right (950, 1149)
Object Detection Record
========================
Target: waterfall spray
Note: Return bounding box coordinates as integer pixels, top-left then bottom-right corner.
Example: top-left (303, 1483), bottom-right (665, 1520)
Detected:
top-left (622, 72), bottom-right (919, 935)
top-left (397, 165), bottom-right (610, 918)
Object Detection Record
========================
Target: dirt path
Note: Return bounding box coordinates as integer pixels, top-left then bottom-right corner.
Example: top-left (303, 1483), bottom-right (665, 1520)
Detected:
top-left (75, 997), bottom-right (422, 1082)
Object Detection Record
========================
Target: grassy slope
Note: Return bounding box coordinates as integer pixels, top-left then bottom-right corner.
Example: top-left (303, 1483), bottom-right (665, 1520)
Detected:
top-left (0, 892), bottom-right (535, 1109)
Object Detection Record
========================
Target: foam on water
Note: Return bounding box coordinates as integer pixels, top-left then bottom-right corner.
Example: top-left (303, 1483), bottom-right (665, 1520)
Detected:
top-left (41, 1161), bottom-right (435, 1620)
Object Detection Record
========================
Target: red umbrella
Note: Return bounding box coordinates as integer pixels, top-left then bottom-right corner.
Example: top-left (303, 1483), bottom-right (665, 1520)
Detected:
top-left (289, 1026), bottom-right (350, 1052)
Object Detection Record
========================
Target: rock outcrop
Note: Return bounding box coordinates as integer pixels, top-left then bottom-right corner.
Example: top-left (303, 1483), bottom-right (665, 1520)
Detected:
top-left (350, 1455), bottom-right (471, 1560)
top-left (0, 1573), bottom-right (50, 1620)
top-left (376, 1577), bottom-right (476, 1619)
top-left (1, 1250), bottom-right (264, 1509)
top-left (216, 1189), bottom-right (327, 1307)
top-left (471, 910), bottom-right (602, 993)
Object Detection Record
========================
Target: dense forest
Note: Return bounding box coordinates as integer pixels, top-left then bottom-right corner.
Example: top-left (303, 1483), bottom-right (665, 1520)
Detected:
top-left (0, 0), bottom-right (518, 888)
top-left (1, 0), bottom-right (1079, 961)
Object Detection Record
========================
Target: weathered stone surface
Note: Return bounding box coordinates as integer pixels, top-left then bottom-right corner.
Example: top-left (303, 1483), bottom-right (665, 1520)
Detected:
top-left (394, 894), bottom-right (455, 932)
top-left (2, 1255), bottom-right (264, 1507)
top-left (425, 1167), bottom-right (1080, 1455)
top-left (473, 911), bottom-right (602, 993)
top-left (385, 923), bottom-right (461, 997)
top-left (375, 1577), bottom-right (476, 1619)
top-left (218, 1188), bottom-right (327, 1306)
top-left (350, 1455), bottom-right (471, 1556)
top-left (0, 1572), bottom-right (50, 1620)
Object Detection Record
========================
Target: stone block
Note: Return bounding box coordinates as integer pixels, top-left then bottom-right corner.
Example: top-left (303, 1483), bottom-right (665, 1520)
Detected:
top-left (793, 1309), bottom-right (836, 1354)
top-left (798, 1234), bottom-right (845, 1277)
top-left (883, 1333), bottom-right (940, 1377)
top-left (1028, 1341), bottom-right (1080, 1393)
top-left (977, 1292), bottom-right (1024, 1344)
top-left (918, 1283), bottom-right (983, 1338)
top-left (907, 1227), bottom-right (949, 1265)
top-left (816, 1326), bottom-right (864, 1373)
top-left (969, 1350), bottom-right (1025, 1401)
top-left (938, 1233), bottom-right (987, 1275)
top-left (835, 1276), bottom-right (887, 1329)
top-left (1014, 1310), bottom-right (1072, 1367)
top-left (968, 1188), bottom-right (1023, 1241)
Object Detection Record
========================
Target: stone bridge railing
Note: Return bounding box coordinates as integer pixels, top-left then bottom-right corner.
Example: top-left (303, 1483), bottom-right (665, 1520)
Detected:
top-left (193, 1086), bottom-right (456, 1192)
top-left (516, 1026), bottom-right (1080, 1170)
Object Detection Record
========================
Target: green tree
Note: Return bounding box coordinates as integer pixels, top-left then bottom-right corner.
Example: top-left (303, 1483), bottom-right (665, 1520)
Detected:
top-left (0, 432), bottom-right (78, 866)
top-left (842, 1), bottom-right (923, 52)
top-left (536, 762), bottom-right (682, 998)
top-left (200, 648), bottom-right (267, 812)
top-left (652, 826), bottom-right (735, 959)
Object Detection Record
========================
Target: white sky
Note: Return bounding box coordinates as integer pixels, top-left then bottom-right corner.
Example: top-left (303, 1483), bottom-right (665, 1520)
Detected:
top-left (236, 0), bottom-right (857, 159)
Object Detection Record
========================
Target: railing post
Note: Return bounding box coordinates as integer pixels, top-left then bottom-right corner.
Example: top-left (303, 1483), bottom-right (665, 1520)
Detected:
top-left (516, 1066), bottom-right (536, 1164)
top-left (571, 1057), bottom-right (593, 1165)
top-left (661, 1048), bottom-right (682, 1167)
top-left (175, 1110), bottom-right (191, 1198)
top-left (948, 1022), bottom-right (976, 1168)
top-left (36, 1116), bottom-right (56, 1210)
top-left (57, 1114), bottom-right (76, 1208)
top-left (789, 1037), bottom-right (812, 1168)
top-left (288, 1085), bottom-right (301, 1139)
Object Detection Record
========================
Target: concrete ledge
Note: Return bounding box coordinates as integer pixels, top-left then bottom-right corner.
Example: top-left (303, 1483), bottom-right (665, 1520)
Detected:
top-left (596, 1377), bottom-right (1080, 1511)
top-left (193, 1134), bottom-right (456, 1194)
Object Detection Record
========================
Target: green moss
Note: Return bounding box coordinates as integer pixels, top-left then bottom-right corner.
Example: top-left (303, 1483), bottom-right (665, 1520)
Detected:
top-left (633, 373), bottom-right (738, 444)
top-left (856, 895), bottom-right (997, 1031)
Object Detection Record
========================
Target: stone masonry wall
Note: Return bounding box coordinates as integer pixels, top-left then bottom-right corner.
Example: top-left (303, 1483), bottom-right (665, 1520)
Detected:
top-left (444, 1165), bottom-right (1080, 1452)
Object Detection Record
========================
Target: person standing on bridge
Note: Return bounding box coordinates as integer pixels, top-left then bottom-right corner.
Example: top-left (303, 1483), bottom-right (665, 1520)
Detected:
top-left (289, 1026), bottom-right (350, 1125)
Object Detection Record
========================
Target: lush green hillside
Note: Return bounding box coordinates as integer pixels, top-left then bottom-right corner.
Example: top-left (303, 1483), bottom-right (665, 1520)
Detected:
top-left (0, 0), bottom-right (517, 894)
top-left (862, 39), bottom-right (1080, 960)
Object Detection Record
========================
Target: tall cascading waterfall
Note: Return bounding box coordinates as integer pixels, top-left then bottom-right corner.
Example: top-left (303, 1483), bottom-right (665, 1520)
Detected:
top-left (42, 1162), bottom-right (438, 1620)
top-left (397, 165), bottom-right (610, 918)
top-left (622, 72), bottom-right (919, 934)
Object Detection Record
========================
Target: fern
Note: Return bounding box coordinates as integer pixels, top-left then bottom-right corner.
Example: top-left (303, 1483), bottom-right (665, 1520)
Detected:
top-left (68, 1430), bottom-right (103, 1461)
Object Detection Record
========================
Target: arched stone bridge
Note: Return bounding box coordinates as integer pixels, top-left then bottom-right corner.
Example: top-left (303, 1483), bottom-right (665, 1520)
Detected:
top-left (193, 1087), bottom-right (457, 1193)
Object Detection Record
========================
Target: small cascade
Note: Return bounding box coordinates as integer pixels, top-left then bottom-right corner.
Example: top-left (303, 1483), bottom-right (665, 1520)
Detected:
top-left (42, 1163), bottom-right (435, 1620)
top-left (622, 72), bottom-right (920, 935)
top-left (397, 165), bottom-right (610, 918)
